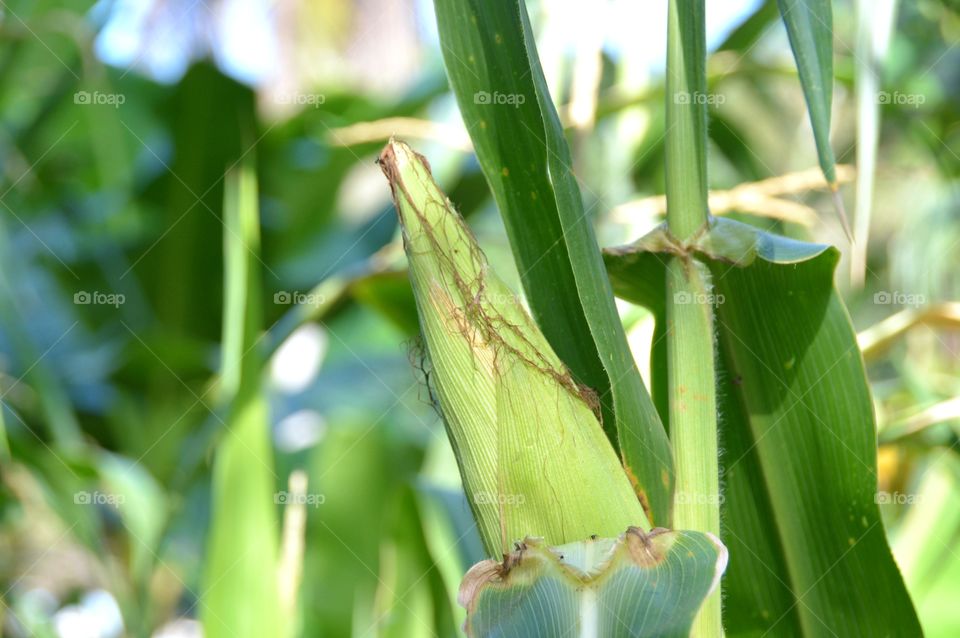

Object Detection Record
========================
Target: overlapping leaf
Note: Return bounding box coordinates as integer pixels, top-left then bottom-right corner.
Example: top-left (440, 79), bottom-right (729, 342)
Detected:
top-left (604, 218), bottom-right (922, 636)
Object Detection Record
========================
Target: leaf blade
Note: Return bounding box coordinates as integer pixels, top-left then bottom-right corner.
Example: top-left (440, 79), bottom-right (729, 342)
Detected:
top-left (604, 219), bottom-right (923, 636)
top-left (778, 0), bottom-right (836, 185)
top-left (778, 0), bottom-right (852, 236)
top-left (203, 164), bottom-right (285, 638)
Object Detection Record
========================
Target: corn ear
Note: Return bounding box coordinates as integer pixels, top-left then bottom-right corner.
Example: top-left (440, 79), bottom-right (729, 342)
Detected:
top-left (379, 139), bottom-right (648, 555)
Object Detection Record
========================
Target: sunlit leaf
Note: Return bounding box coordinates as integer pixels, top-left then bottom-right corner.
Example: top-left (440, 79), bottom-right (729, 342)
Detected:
top-left (777, 0), bottom-right (852, 236)
top-left (604, 218), bottom-right (922, 635)
top-left (203, 163), bottom-right (285, 638)
top-left (778, 0), bottom-right (836, 185)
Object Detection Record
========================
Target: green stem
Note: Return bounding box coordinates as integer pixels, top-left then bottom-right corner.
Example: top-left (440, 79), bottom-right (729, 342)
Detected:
top-left (665, 0), bottom-right (722, 635)
top-left (665, 0), bottom-right (709, 239)
top-left (666, 258), bottom-right (721, 636)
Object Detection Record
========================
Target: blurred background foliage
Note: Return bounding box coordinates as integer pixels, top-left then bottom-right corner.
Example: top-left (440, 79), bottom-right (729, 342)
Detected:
top-left (0, 0), bottom-right (957, 636)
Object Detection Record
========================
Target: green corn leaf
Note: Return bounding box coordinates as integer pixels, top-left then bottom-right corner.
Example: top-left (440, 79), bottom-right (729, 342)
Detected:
top-left (97, 452), bottom-right (168, 594)
top-left (459, 527), bottom-right (727, 638)
top-left (379, 139), bottom-right (648, 555)
top-left (892, 455), bottom-right (960, 635)
top-left (433, 0), bottom-right (673, 527)
top-left (778, 0), bottom-right (835, 185)
top-left (777, 0), bottom-right (851, 236)
top-left (604, 218), bottom-right (922, 636)
top-left (374, 487), bottom-right (459, 638)
top-left (301, 420), bottom-right (396, 635)
top-left (718, 1), bottom-right (780, 54)
top-left (0, 388), bottom-right (8, 460)
top-left (203, 163), bottom-right (285, 638)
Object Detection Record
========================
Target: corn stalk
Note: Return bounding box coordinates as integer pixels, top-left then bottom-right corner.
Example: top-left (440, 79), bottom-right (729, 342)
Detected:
top-left (664, 0), bottom-right (722, 635)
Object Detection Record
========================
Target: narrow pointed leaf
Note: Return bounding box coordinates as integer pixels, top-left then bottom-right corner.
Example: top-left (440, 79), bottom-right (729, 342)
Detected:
top-left (380, 139), bottom-right (647, 555)
top-left (604, 218), bottom-right (922, 636)
top-left (460, 528), bottom-right (727, 638)
top-left (778, 0), bottom-right (836, 186)
top-left (778, 0), bottom-right (852, 236)
top-left (203, 164), bottom-right (285, 638)
top-left (434, 0), bottom-right (673, 526)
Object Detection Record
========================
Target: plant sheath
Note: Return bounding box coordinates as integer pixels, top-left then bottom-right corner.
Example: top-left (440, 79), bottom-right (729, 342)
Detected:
top-left (665, 0), bottom-right (722, 635)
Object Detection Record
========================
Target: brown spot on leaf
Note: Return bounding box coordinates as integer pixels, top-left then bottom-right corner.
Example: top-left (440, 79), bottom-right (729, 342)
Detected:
top-left (624, 527), bottom-right (670, 568)
top-left (624, 464), bottom-right (653, 522)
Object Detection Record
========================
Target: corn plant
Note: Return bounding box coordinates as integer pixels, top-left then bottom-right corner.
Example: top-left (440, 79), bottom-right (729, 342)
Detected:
top-left (376, 0), bottom-right (923, 635)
